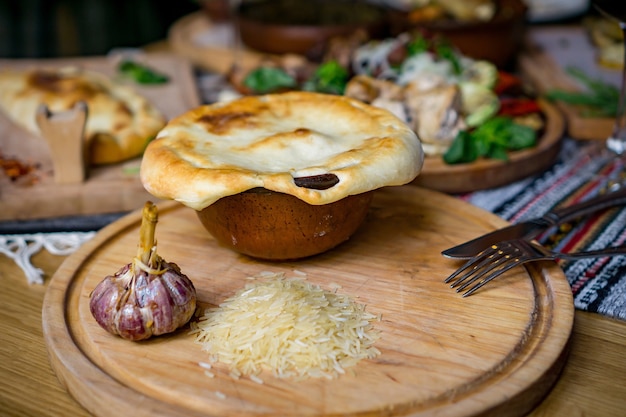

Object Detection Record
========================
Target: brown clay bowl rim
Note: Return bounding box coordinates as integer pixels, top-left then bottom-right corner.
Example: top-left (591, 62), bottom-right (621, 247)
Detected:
top-left (236, 0), bottom-right (387, 30)
top-left (405, 0), bottom-right (528, 31)
top-left (237, 15), bottom-right (383, 32)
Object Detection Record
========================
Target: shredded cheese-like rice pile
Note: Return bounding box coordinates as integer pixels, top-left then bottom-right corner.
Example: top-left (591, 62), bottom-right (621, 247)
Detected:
top-left (191, 272), bottom-right (381, 380)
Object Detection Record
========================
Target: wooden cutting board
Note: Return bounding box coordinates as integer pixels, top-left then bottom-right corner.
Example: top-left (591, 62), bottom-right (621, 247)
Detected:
top-left (42, 185), bottom-right (574, 417)
top-left (0, 53), bottom-right (201, 221)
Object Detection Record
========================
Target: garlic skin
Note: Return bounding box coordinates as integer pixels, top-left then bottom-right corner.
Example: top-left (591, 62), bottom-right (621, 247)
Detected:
top-left (89, 260), bottom-right (196, 341)
top-left (89, 202), bottom-right (197, 341)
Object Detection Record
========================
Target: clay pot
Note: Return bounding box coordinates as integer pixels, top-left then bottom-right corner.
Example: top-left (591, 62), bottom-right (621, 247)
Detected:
top-left (236, 0), bottom-right (388, 57)
top-left (197, 187), bottom-right (374, 260)
top-left (388, 0), bottom-right (528, 68)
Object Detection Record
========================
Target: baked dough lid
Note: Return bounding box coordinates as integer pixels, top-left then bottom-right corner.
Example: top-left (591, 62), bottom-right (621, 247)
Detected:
top-left (140, 91), bottom-right (423, 210)
top-left (0, 67), bottom-right (166, 165)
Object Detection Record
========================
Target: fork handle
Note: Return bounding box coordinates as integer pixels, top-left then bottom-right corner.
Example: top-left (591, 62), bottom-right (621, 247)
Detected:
top-left (558, 245), bottom-right (626, 260)
top-left (547, 186), bottom-right (626, 225)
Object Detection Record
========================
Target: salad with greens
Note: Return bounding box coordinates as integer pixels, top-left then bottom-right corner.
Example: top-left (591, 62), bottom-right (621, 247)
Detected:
top-left (243, 60), bottom-right (349, 95)
top-left (232, 32), bottom-right (542, 165)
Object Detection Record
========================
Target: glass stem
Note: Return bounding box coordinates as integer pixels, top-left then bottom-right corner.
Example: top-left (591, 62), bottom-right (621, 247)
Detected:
top-left (608, 24), bottom-right (626, 155)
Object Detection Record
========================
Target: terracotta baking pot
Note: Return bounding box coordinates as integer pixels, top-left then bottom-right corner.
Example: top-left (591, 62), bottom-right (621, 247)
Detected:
top-left (236, 0), bottom-right (388, 57)
top-left (197, 187), bottom-right (374, 260)
top-left (388, 0), bottom-right (528, 68)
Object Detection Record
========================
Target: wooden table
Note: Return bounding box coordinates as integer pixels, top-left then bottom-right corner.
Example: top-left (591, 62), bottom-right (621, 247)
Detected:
top-left (1, 247), bottom-right (625, 416)
top-left (4, 23), bottom-right (626, 415)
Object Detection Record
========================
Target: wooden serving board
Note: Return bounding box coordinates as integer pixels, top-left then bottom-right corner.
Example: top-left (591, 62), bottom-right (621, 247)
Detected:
top-left (413, 99), bottom-right (564, 194)
top-left (42, 186), bottom-right (574, 417)
top-left (0, 53), bottom-right (201, 221)
top-left (518, 26), bottom-right (620, 141)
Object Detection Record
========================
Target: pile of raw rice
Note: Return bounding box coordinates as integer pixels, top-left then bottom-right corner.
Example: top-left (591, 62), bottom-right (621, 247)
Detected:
top-left (190, 271), bottom-right (381, 382)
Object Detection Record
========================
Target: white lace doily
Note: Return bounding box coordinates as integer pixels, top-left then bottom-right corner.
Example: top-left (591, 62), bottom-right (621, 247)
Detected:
top-left (0, 232), bottom-right (96, 284)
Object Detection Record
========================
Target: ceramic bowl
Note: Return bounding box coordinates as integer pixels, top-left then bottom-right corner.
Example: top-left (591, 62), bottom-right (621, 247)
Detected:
top-left (236, 0), bottom-right (388, 58)
top-left (388, 0), bottom-right (528, 67)
top-left (197, 185), bottom-right (374, 260)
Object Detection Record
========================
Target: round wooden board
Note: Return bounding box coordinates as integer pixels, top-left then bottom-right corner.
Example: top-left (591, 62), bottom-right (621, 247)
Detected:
top-left (413, 99), bottom-right (565, 194)
top-left (42, 186), bottom-right (574, 417)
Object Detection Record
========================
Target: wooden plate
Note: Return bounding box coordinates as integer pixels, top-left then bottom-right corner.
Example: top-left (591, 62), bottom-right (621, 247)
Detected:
top-left (42, 186), bottom-right (574, 417)
top-left (413, 99), bottom-right (565, 194)
top-left (0, 53), bottom-right (201, 221)
top-left (518, 26), bottom-right (620, 141)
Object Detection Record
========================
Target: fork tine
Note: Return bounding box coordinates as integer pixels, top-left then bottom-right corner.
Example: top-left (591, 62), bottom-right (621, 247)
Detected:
top-left (445, 244), bottom-right (513, 290)
top-left (450, 253), bottom-right (509, 289)
top-left (448, 257), bottom-right (500, 290)
top-left (454, 249), bottom-right (519, 292)
top-left (460, 259), bottom-right (525, 297)
top-left (444, 245), bottom-right (500, 284)
top-left (444, 241), bottom-right (529, 296)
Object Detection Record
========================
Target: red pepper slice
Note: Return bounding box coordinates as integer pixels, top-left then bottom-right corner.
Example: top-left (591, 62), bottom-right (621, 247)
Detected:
top-left (498, 97), bottom-right (542, 116)
top-left (494, 71), bottom-right (523, 95)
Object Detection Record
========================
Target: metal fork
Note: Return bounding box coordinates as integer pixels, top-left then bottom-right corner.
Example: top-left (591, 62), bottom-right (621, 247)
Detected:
top-left (445, 239), bottom-right (626, 297)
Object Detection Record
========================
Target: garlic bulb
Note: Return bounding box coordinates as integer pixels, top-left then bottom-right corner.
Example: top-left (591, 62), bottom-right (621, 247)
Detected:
top-left (89, 201), bottom-right (197, 341)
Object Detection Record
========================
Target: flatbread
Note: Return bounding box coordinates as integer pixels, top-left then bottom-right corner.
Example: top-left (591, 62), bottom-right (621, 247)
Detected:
top-left (0, 67), bottom-right (166, 165)
top-left (140, 91), bottom-right (423, 210)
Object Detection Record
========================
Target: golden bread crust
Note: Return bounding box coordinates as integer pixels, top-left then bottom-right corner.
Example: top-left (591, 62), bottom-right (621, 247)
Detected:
top-left (140, 91), bottom-right (423, 209)
top-left (0, 67), bottom-right (166, 165)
